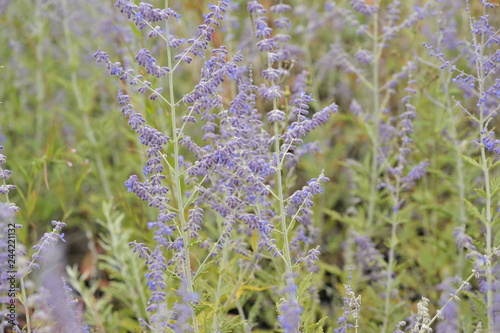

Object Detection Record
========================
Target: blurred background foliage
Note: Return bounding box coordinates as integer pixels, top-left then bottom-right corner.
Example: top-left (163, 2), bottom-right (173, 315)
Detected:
top-left (1, 0), bottom-right (499, 331)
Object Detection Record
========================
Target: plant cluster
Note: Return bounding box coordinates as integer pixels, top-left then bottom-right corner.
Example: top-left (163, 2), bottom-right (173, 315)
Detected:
top-left (1, 0), bottom-right (500, 332)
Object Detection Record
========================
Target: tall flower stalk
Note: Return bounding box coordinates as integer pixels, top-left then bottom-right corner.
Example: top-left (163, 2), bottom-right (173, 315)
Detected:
top-left (164, 1), bottom-right (199, 330)
top-left (366, 0), bottom-right (382, 229)
top-left (421, 0), bottom-right (500, 330)
top-left (473, 4), bottom-right (493, 329)
top-left (95, 1), bottom-right (335, 331)
top-left (377, 74), bottom-right (429, 332)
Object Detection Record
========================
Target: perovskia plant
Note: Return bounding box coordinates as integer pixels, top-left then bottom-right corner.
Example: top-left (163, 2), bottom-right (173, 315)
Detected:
top-left (1, 0), bottom-right (500, 332)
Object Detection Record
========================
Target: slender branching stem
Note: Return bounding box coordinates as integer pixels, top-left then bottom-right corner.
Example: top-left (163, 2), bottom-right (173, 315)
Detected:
top-left (382, 180), bottom-right (401, 333)
top-left (34, 0), bottom-right (45, 146)
top-left (367, 1), bottom-right (381, 229)
top-left (274, 99), bottom-right (293, 273)
top-left (165, 1), bottom-right (199, 331)
top-left (471, 3), bottom-right (493, 330)
top-left (423, 247), bottom-right (500, 331)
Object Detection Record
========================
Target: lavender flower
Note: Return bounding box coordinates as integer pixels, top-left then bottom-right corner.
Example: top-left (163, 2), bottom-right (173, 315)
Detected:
top-left (184, 206), bottom-right (203, 238)
top-left (0, 146), bottom-right (18, 212)
top-left (95, 1), bottom-right (337, 331)
top-left (353, 233), bottom-right (385, 282)
top-left (267, 109), bottom-right (286, 123)
top-left (453, 225), bottom-right (477, 251)
top-left (31, 246), bottom-right (88, 332)
top-left (28, 221), bottom-right (67, 272)
top-left (350, 0), bottom-right (378, 16)
top-left (334, 269), bottom-right (361, 333)
top-left (355, 49), bottom-right (373, 64)
top-left (436, 277), bottom-right (462, 333)
top-left (401, 160), bottom-right (430, 188)
top-left (278, 273), bottom-right (302, 333)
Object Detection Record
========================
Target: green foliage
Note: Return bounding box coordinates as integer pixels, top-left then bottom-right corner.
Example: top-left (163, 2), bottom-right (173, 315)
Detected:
top-left (2, 0), bottom-right (500, 332)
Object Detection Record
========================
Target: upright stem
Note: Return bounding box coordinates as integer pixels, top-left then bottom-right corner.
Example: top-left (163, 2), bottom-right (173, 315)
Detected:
top-left (212, 214), bottom-right (230, 331)
top-left (274, 99), bottom-right (293, 272)
top-left (19, 278), bottom-right (31, 333)
top-left (367, 2), bottom-right (381, 228)
top-left (443, 73), bottom-right (467, 275)
top-left (475, 5), bottom-right (493, 330)
top-left (479, 131), bottom-right (493, 332)
top-left (164, 2), bottom-right (199, 331)
top-left (272, 2), bottom-right (295, 301)
top-left (34, 0), bottom-right (45, 146)
top-left (273, 96), bottom-right (298, 328)
top-left (382, 182), bottom-right (400, 333)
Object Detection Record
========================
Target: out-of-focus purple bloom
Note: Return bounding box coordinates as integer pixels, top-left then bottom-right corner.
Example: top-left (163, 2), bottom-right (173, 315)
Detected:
top-left (268, 109), bottom-right (286, 123)
top-left (278, 298), bottom-right (302, 333)
top-left (144, 246), bottom-right (167, 315)
top-left (350, 0), bottom-right (378, 16)
top-left (257, 38), bottom-right (277, 52)
top-left (385, 0), bottom-right (401, 26)
top-left (436, 277), bottom-right (462, 333)
top-left (401, 161), bottom-right (430, 187)
top-left (291, 92), bottom-right (314, 116)
top-left (393, 321), bottom-right (407, 333)
top-left (355, 49), bottom-right (373, 64)
top-left (0, 145), bottom-right (16, 198)
top-left (247, 1), bottom-right (266, 14)
top-left (254, 16), bottom-right (272, 39)
top-left (287, 174), bottom-right (329, 208)
top-left (32, 245), bottom-right (88, 332)
top-left (353, 232), bottom-right (385, 282)
top-left (274, 17), bottom-right (291, 30)
top-left (278, 273), bottom-right (301, 333)
top-left (283, 104), bottom-right (337, 145)
top-left (166, 282), bottom-right (198, 332)
top-left (270, 4), bottom-right (291, 13)
top-left (29, 221), bottom-right (67, 272)
top-left (259, 84), bottom-right (283, 100)
top-left (184, 206), bottom-right (204, 238)
top-left (292, 70), bottom-right (308, 94)
top-left (453, 225), bottom-right (476, 251)
top-left (349, 99), bottom-right (363, 117)
top-left (297, 247), bottom-right (321, 265)
top-left (334, 271), bottom-right (360, 333)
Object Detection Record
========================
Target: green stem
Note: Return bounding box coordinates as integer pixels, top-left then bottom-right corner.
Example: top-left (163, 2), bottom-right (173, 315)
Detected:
top-left (19, 278), bottom-right (31, 333)
top-left (367, 2), bottom-right (381, 229)
top-left (131, 251), bottom-right (149, 320)
top-left (444, 73), bottom-right (467, 275)
top-left (424, 246), bottom-right (500, 331)
top-left (274, 101), bottom-right (293, 273)
top-left (474, 5), bottom-right (493, 330)
top-left (211, 211), bottom-right (230, 330)
top-left (382, 182), bottom-right (400, 333)
top-left (34, 0), bottom-right (45, 146)
top-left (164, 2), bottom-right (199, 330)
top-left (273, 94), bottom-right (298, 327)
